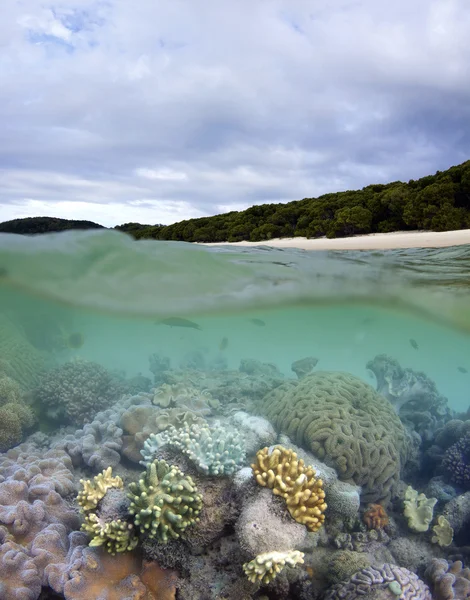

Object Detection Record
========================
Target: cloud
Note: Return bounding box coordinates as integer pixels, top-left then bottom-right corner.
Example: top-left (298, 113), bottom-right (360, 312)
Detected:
top-left (0, 0), bottom-right (469, 226)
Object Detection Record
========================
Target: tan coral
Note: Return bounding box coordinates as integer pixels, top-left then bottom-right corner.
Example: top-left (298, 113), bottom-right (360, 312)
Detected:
top-left (403, 486), bottom-right (437, 533)
top-left (77, 467), bottom-right (123, 512)
top-left (431, 516), bottom-right (453, 547)
top-left (252, 445), bottom-right (327, 532)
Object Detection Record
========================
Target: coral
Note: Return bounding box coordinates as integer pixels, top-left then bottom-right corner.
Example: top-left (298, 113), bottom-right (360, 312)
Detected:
top-left (0, 538), bottom-right (42, 600)
top-left (119, 404), bottom-right (161, 463)
top-left (33, 359), bottom-right (125, 425)
top-left (363, 504), bottom-right (389, 530)
top-left (152, 382), bottom-right (219, 412)
top-left (236, 488), bottom-right (307, 555)
top-left (367, 354), bottom-right (450, 439)
top-left (59, 409), bottom-right (123, 472)
top-left (252, 445), bottom-right (327, 532)
top-left (0, 314), bottom-right (47, 389)
top-left (333, 529), bottom-right (390, 552)
top-left (327, 551), bottom-right (371, 584)
top-left (435, 420), bottom-right (470, 450)
top-left (77, 467), bottom-right (123, 511)
top-left (243, 550), bottom-right (304, 585)
top-left (0, 376), bottom-right (36, 451)
top-left (231, 411), bottom-right (277, 456)
top-left (442, 491), bottom-right (470, 535)
top-left (325, 564), bottom-right (431, 600)
top-left (142, 421), bottom-right (246, 476)
top-left (291, 357), bottom-right (318, 379)
top-left (425, 559), bottom-right (470, 600)
top-left (149, 353), bottom-right (171, 385)
top-left (403, 485), bottom-right (437, 532)
top-left (257, 371), bottom-right (410, 504)
top-left (63, 547), bottom-right (177, 600)
top-left (128, 459), bottom-right (202, 542)
top-left (442, 434), bottom-right (470, 490)
top-left (431, 516), bottom-right (453, 547)
top-left (0, 374), bottom-right (23, 404)
top-left (388, 537), bottom-right (436, 573)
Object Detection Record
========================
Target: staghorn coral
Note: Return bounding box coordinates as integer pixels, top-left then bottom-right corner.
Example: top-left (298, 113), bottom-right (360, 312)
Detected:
top-left (431, 515), bottom-right (453, 547)
top-left (257, 371), bottom-right (410, 504)
top-left (442, 434), bottom-right (470, 490)
top-left (325, 564), bottom-right (432, 600)
top-left (33, 359), bottom-right (125, 425)
top-left (424, 558), bottom-right (470, 600)
top-left (363, 504), bottom-right (389, 530)
top-left (77, 468), bottom-right (137, 555)
top-left (252, 445), bottom-right (327, 532)
top-left (403, 486), bottom-right (437, 532)
top-left (243, 549), bottom-right (304, 585)
top-left (128, 459), bottom-right (202, 543)
top-left (142, 421), bottom-right (246, 476)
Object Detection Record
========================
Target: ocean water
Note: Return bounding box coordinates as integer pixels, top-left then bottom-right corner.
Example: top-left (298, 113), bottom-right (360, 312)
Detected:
top-left (0, 228), bottom-right (470, 599)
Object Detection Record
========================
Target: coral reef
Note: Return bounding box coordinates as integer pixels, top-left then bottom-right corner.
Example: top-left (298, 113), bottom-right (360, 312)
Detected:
top-left (327, 550), bottom-right (372, 584)
top-left (431, 516), bottom-right (453, 547)
top-left (425, 559), bottom-right (470, 600)
top-left (367, 354), bottom-right (450, 440)
top-left (119, 404), bottom-right (161, 463)
top-left (291, 357), bottom-right (318, 379)
top-left (325, 564), bottom-right (432, 600)
top-left (257, 371), bottom-right (410, 503)
top-left (252, 445), bottom-right (327, 532)
top-left (0, 375), bottom-right (35, 451)
top-left (403, 485), bottom-right (437, 532)
top-left (152, 382), bottom-right (219, 412)
top-left (441, 491), bottom-right (470, 536)
top-left (243, 549), bottom-right (304, 585)
top-left (128, 459), bottom-right (202, 542)
top-left (33, 359), bottom-right (126, 425)
top-left (363, 504), bottom-right (389, 530)
top-left (142, 421), bottom-right (246, 476)
top-left (231, 411), bottom-right (277, 456)
top-left (442, 434), bottom-right (470, 490)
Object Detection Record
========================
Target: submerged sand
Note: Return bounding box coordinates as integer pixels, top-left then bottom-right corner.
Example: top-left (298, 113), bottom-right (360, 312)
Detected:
top-left (202, 229), bottom-right (470, 250)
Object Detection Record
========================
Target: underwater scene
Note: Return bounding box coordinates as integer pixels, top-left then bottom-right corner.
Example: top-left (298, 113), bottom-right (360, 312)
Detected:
top-left (0, 229), bottom-right (469, 600)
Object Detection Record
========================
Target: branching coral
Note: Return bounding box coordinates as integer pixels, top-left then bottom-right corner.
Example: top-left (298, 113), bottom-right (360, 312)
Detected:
top-left (77, 468), bottom-right (137, 555)
top-left (128, 459), bottom-right (202, 543)
top-left (243, 550), bottom-right (304, 585)
top-left (252, 445), bottom-right (327, 532)
top-left (141, 421), bottom-right (246, 476)
top-left (257, 371), bottom-right (410, 503)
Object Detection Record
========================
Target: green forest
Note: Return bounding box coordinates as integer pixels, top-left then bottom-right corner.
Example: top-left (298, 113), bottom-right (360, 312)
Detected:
top-left (2, 160), bottom-right (470, 241)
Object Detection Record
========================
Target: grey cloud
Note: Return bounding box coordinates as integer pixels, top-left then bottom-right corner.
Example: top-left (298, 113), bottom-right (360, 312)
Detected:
top-left (0, 0), bottom-right (469, 226)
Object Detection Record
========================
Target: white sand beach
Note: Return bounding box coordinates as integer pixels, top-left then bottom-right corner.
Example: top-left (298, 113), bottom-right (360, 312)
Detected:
top-left (202, 229), bottom-right (470, 250)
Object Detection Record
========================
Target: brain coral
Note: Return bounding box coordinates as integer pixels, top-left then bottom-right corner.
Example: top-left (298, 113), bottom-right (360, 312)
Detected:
top-left (257, 371), bottom-right (410, 503)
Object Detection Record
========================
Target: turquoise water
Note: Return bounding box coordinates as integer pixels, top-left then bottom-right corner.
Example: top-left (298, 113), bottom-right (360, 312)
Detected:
top-left (0, 229), bottom-right (469, 411)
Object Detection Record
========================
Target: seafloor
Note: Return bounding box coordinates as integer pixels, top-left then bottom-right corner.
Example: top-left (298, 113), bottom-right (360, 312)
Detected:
top-left (1, 317), bottom-right (469, 600)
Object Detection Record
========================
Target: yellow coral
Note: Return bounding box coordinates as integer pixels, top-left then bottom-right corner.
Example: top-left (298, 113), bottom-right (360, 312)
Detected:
top-left (403, 485), bottom-right (437, 532)
top-left (77, 467), bottom-right (123, 512)
top-left (243, 550), bottom-right (304, 584)
top-left (82, 513), bottom-right (138, 554)
top-left (431, 515), bottom-right (453, 547)
top-left (252, 446), bottom-right (327, 532)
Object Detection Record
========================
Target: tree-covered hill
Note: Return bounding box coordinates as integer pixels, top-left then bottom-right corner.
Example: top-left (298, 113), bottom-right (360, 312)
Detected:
top-left (0, 216), bottom-right (105, 234)
top-left (117, 160), bottom-right (470, 242)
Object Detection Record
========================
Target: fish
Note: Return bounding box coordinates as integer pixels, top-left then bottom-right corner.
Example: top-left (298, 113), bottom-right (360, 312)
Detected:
top-left (156, 317), bottom-right (202, 330)
top-left (409, 338), bottom-right (419, 350)
top-left (219, 337), bottom-right (229, 351)
top-left (249, 318), bottom-right (266, 327)
top-left (67, 332), bottom-right (85, 349)
top-left (458, 366), bottom-right (468, 374)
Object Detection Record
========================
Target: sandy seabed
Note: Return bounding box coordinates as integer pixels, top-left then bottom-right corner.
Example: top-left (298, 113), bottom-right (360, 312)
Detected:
top-left (202, 229), bottom-right (470, 250)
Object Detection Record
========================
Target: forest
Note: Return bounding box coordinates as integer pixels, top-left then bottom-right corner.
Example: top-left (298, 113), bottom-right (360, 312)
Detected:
top-left (2, 160), bottom-right (470, 241)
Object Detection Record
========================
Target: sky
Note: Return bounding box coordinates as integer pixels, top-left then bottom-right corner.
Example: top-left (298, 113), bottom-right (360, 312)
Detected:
top-left (0, 0), bottom-right (469, 227)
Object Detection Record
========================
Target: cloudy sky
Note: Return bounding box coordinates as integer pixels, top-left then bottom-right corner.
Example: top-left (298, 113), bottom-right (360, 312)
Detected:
top-left (0, 0), bottom-right (469, 227)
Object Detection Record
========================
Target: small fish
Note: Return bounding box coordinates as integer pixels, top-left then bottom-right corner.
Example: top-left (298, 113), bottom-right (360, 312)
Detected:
top-left (458, 366), bottom-right (468, 374)
top-left (156, 317), bottom-right (202, 330)
top-left (219, 337), bottom-right (229, 351)
top-left (67, 332), bottom-right (85, 349)
top-left (249, 318), bottom-right (266, 327)
top-left (409, 339), bottom-right (419, 350)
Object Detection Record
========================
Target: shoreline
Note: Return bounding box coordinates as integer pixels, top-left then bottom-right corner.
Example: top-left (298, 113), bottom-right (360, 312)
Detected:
top-left (201, 229), bottom-right (470, 250)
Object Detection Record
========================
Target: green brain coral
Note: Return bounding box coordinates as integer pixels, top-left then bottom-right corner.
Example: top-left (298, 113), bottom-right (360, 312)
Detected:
top-left (128, 459), bottom-right (202, 543)
top-left (257, 371), bottom-right (410, 503)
